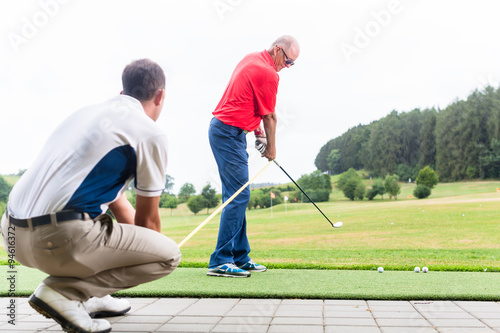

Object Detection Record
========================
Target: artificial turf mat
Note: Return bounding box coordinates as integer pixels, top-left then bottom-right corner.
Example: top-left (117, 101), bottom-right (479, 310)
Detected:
top-left (1, 266), bottom-right (499, 301)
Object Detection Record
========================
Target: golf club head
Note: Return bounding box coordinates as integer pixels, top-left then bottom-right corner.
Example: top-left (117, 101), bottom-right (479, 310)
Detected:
top-left (333, 221), bottom-right (343, 228)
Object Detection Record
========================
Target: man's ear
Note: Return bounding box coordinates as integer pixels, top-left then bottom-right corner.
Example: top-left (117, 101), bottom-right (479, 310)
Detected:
top-left (154, 89), bottom-right (164, 106)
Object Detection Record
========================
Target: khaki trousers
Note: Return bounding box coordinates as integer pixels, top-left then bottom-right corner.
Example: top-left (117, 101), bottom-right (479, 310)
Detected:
top-left (1, 213), bottom-right (181, 301)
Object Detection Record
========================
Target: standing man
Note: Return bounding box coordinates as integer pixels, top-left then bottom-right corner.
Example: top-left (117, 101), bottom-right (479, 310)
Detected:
top-left (1, 59), bottom-right (181, 333)
top-left (208, 35), bottom-right (300, 278)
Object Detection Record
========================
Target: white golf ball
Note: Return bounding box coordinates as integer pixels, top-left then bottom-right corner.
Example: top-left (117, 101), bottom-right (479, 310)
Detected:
top-left (378, 267), bottom-right (384, 273)
top-left (414, 266), bottom-right (420, 273)
top-left (422, 267), bottom-right (428, 273)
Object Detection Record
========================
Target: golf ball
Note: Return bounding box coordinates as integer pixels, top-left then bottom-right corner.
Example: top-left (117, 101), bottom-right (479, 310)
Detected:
top-left (378, 267), bottom-right (384, 273)
top-left (422, 267), bottom-right (429, 273)
top-left (414, 266), bottom-right (420, 273)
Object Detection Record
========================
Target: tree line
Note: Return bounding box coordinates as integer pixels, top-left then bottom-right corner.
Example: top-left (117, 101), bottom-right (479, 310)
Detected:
top-left (315, 86), bottom-right (500, 181)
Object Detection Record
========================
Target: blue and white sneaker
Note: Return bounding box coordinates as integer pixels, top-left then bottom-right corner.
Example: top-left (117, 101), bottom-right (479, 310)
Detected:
top-left (238, 259), bottom-right (267, 272)
top-left (207, 263), bottom-right (251, 278)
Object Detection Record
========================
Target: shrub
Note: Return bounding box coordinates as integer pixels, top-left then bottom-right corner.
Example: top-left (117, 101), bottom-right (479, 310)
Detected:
top-left (384, 174), bottom-right (401, 200)
top-left (300, 189), bottom-right (330, 203)
top-left (366, 188), bottom-right (377, 200)
top-left (414, 185), bottom-right (431, 199)
top-left (336, 168), bottom-right (359, 191)
top-left (416, 166), bottom-right (439, 189)
top-left (343, 178), bottom-right (360, 200)
top-left (354, 182), bottom-right (365, 200)
top-left (466, 166), bottom-right (476, 180)
top-left (187, 195), bottom-right (205, 215)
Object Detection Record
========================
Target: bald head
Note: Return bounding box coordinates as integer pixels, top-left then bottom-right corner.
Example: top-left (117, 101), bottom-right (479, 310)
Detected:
top-left (269, 35), bottom-right (300, 55)
top-left (267, 35), bottom-right (300, 72)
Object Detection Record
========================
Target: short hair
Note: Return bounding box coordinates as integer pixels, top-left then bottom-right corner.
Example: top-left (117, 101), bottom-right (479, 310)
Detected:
top-left (122, 59), bottom-right (165, 101)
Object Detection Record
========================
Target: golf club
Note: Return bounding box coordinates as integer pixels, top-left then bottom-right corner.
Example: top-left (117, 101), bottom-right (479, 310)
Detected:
top-left (178, 159), bottom-right (273, 248)
top-left (273, 159), bottom-right (342, 229)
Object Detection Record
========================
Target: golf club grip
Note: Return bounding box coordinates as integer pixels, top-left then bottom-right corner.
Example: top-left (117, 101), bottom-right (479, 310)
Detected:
top-left (178, 160), bottom-right (273, 248)
top-left (273, 160), bottom-right (334, 227)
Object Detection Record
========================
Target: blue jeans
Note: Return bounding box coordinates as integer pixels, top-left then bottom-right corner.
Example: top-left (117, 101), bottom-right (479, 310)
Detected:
top-left (208, 117), bottom-right (251, 268)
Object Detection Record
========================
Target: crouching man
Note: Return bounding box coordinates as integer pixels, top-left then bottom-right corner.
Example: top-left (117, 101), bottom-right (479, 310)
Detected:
top-left (1, 59), bottom-right (181, 333)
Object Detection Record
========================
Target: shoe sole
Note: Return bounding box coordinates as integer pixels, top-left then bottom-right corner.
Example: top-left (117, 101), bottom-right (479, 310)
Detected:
top-left (207, 272), bottom-right (251, 278)
top-left (89, 306), bottom-right (131, 318)
top-left (29, 295), bottom-right (111, 333)
top-left (242, 268), bottom-right (267, 273)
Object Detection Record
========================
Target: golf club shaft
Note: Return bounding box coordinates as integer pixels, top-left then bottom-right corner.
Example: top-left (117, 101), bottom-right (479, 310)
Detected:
top-left (273, 160), bottom-right (334, 227)
top-left (178, 160), bottom-right (273, 248)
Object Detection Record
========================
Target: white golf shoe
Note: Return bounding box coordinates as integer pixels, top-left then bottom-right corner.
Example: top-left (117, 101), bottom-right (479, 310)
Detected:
top-left (85, 295), bottom-right (131, 318)
top-left (28, 283), bottom-right (111, 333)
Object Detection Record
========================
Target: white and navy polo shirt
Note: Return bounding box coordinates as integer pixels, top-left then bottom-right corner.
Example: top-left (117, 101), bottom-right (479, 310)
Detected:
top-left (8, 95), bottom-right (168, 219)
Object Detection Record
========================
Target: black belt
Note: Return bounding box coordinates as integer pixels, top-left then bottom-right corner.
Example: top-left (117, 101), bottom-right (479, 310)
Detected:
top-left (8, 210), bottom-right (86, 228)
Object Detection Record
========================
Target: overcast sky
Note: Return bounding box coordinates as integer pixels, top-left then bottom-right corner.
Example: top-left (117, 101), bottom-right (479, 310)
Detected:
top-left (1, 0), bottom-right (500, 194)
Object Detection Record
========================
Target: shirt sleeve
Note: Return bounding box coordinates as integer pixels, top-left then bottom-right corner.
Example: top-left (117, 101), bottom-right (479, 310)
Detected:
top-left (255, 77), bottom-right (279, 116)
top-left (134, 134), bottom-right (168, 197)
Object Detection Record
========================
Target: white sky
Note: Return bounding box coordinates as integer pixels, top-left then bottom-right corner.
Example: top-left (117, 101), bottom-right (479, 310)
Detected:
top-left (1, 0), bottom-right (500, 194)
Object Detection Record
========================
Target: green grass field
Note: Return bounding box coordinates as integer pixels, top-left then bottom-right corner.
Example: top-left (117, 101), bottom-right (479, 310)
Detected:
top-left (1, 266), bottom-right (499, 300)
top-left (157, 181), bottom-right (500, 272)
top-left (1, 180), bottom-right (499, 300)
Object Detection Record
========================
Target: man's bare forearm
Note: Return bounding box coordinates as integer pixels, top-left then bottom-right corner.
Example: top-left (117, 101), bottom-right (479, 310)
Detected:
top-left (262, 112), bottom-right (277, 160)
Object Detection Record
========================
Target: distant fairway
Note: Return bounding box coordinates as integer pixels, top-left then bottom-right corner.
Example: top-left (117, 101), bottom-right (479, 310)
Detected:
top-left (1, 180), bottom-right (499, 300)
top-left (160, 181), bottom-right (500, 272)
top-left (1, 181), bottom-right (499, 272)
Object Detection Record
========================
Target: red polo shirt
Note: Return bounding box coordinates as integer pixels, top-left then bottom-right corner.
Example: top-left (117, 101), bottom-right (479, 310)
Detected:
top-left (213, 50), bottom-right (279, 132)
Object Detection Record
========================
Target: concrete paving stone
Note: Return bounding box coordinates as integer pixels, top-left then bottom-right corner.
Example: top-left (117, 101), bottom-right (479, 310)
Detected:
top-left (225, 304), bottom-right (278, 317)
top-left (7, 313), bottom-right (53, 322)
top-left (105, 316), bottom-right (125, 324)
top-left (369, 305), bottom-right (417, 312)
top-left (133, 298), bottom-right (197, 316)
top-left (108, 322), bottom-right (162, 332)
top-left (268, 324), bottom-right (324, 333)
top-left (420, 311), bottom-right (474, 319)
top-left (273, 308), bottom-right (323, 318)
top-left (461, 307), bottom-right (500, 314)
top-left (238, 299), bottom-right (282, 305)
top-left (281, 299), bottom-right (324, 305)
top-left (122, 297), bottom-right (158, 305)
top-left (369, 300), bottom-right (412, 306)
top-left (455, 301), bottom-right (500, 308)
top-left (324, 310), bottom-right (374, 318)
top-left (480, 319), bottom-right (500, 327)
top-left (156, 323), bottom-right (216, 332)
top-left (325, 299), bottom-right (368, 306)
top-left (376, 318), bottom-right (433, 327)
top-left (325, 305), bottom-right (370, 312)
top-left (428, 318), bottom-right (489, 328)
top-left (436, 328), bottom-right (496, 333)
top-left (211, 324), bottom-right (269, 333)
top-left (116, 315), bottom-right (173, 324)
top-left (412, 302), bottom-right (463, 312)
top-left (372, 311), bottom-right (424, 319)
top-left (380, 327), bottom-right (439, 333)
top-left (178, 299), bottom-right (239, 316)
top-left (167, 316), bottom-right (221, 324)
top-left (475, 312), bottom-right (500, 319)
top-left (325, 317), bottom-right (377, 326)
top-left (14, 302), bottom-right (39, 315)
top-left (275, 304), bottom-right (323, 311)
top-left (218, 316), bottom-right (272, 325)
top-left (325, 326), bottom-right (382, 333)
top-left (271, 316), bottom-right (323, 325)
top-left (0, 320), bottom-right (57, 331)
